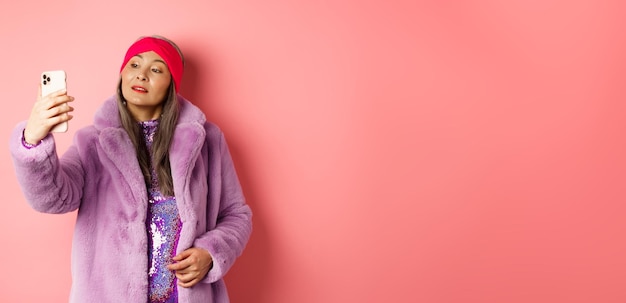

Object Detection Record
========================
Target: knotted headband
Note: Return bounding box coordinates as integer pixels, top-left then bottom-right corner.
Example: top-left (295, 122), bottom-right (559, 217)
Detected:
top-left (120, 37), bottom-right (184, 91)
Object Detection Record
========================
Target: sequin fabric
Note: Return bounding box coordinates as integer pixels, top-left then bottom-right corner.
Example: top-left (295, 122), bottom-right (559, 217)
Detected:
top-left (141, 120), bottom-right (183, 303)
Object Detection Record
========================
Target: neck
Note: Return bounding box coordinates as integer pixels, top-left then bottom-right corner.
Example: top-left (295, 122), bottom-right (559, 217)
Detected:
top-left (128, 104), bottom-right (163, 122)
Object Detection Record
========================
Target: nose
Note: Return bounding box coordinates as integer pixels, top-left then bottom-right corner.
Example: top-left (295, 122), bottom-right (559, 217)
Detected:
top-left (136, 70), bottom-right (147, 81)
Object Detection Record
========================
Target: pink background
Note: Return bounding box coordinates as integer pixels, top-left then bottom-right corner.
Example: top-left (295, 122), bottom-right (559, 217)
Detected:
top-left (1, 1), bottom-right (626, 302)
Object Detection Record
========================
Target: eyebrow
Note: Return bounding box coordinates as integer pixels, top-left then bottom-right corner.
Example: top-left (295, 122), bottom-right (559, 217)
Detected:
top-left (133, 54), bottom-right (166, 65)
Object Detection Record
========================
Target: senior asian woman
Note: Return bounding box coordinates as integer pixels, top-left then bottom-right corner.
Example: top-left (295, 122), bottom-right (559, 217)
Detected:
top-left (9, 35), bottom-right (252, 303)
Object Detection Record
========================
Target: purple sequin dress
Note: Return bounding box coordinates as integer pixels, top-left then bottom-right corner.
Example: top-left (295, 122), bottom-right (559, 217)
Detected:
top-left (141, 120), bottom-right (183, 303)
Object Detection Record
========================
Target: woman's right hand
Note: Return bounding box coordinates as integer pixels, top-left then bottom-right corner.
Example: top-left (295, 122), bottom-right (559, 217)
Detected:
top-left (23, 84), bottom-right (75, 145)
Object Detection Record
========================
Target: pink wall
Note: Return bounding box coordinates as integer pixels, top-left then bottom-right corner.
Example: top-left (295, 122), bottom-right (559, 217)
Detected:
top-left (1, 1), bottom-right (626, 302)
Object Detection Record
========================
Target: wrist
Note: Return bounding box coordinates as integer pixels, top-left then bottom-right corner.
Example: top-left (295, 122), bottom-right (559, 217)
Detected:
top-left (21, 129), bottom-right (42, 149)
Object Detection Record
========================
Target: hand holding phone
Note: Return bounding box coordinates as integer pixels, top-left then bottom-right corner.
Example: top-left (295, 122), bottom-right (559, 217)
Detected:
top-left (40, 70), bottom-right (69, 133)
top-left (23, 70), bottom-right (74, 145)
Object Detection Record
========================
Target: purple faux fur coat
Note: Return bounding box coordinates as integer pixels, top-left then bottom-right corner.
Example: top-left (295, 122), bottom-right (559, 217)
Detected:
top-left (9, 95), bottom-right (252, 303)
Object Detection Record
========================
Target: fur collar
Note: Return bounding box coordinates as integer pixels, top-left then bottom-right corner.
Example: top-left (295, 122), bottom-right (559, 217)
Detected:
top-left (91, 94), bottom-right (208, 226)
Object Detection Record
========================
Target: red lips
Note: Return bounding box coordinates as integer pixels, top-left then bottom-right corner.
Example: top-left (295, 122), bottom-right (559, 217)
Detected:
top-left (132, 85), bottom-right (148, 93)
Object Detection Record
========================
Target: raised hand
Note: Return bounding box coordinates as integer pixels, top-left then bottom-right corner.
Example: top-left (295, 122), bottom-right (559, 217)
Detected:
top-left (24, 83), bottom-right (74, 144)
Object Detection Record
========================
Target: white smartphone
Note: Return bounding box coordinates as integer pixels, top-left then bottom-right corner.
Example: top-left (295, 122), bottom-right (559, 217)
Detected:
top-left (40, 70), bottom-right (68, 133)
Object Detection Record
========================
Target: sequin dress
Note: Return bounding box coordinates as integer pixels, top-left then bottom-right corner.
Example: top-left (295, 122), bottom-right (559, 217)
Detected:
top-left (142, 120), bottom-right (183, 303)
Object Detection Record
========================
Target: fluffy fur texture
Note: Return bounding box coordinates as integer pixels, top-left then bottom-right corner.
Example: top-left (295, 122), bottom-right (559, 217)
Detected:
top-left (9, 95), bottom-right (252, 303)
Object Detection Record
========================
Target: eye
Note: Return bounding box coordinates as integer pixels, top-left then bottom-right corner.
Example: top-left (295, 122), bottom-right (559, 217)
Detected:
top-left (151, 68), bottom-right (162, 73)
top-left (130, 63), bottom-right (139, 68)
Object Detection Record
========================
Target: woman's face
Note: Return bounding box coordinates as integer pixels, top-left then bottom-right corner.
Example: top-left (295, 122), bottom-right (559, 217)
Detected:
top-left (120, 51), bottom-right (172, 121)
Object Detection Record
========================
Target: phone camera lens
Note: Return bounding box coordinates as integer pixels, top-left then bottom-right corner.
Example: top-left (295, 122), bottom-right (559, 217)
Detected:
top-left (46, 77), bottom-right (51, 82)
top-left (42, 74), bottom-right (47, 79)
top-left (43, 80), bottom-right (47, 85)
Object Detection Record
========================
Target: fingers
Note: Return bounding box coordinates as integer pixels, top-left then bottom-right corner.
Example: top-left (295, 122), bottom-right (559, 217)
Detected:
top-left (43, 102), bottom-right (75, 127)
top-left (172, 249), bottom-right (192, 262)
top-left (40, 87), bottom-right (67, 101)
top-left (167, 259), bottom-right (189, 271)
top-left (175, 269), bottom-right (207, 288)
top-left (175, 271), bottom-right (196, 283)
top-left (26, 95), bottom-right (74, 142)
top-left (166, 248), bottom-right (213, 288)
top-left (51, 110), bottom-right (74, 125)
top-left (25, 83), bottom-right (74, 143)
top-left (168, 258), bottom-right (202, 288)
top-left (42, 92), bottom-right (74, 110)
top-left (177, 275), bottom-right (202, 288)
top-left (39, 93), bottom-right (74, 120)
top-left (168, 251), bottom-right (193, 271)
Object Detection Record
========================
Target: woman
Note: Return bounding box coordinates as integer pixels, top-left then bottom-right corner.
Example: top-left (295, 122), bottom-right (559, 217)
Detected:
top-left (9, 36), bottom-right (252, 303)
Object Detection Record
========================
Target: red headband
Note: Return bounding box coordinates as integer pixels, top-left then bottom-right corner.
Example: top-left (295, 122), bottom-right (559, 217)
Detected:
top-left (120, 37), bottom-right (184, 91)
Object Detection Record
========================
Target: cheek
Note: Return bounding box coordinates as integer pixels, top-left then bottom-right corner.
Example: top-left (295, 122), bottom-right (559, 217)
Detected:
top-left (120, 71), bottom-right (133, 87)
top-left (156, 77), bottom-right (172, 94)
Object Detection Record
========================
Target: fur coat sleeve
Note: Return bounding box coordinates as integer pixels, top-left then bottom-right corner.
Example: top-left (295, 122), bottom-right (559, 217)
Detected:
top-left (9, 121), bottom-right (85, 214)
